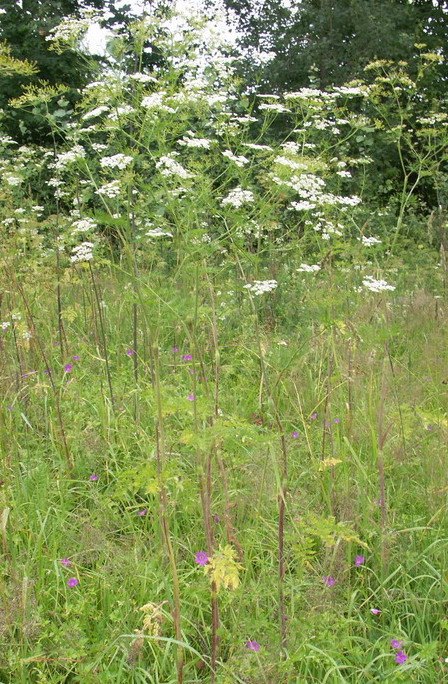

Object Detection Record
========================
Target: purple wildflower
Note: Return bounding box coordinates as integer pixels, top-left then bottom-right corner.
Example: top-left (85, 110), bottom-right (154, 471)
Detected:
top-left (325, 421), bottom-right (331, 427)
top-left (59, 558), bottom-right (71, 567)
top-left (53, 341), bottom-right (59, 346)
top-left (426, 425), bottom-right (434, 430)
top-left (194, 551), bottom-right (209, 566)
top-left (390, 639), bottom-right (403, 650)
top-left (245, 640), bottom-right (260, 653)
top-left (213, 514), bottom-right (220, 523)
top-left (44, 369), bottom-right (51, 374)
top-left (89, 474), bottom-right (98, 481)
top-left (125, 349), bottom-right (134, 356)
top-left (310, 413), bottom-right (317, 419)
top-left (187, 394), bottom-right (194, 401)
top-left (291, 431), bottom-right (299, 438)
top-left (370, 608), bottom-right (380, 615)
top-left (182, 354), bottom-right (192, 361)
top-left (354, 555), bottom-right (365, 567)
top-left (333, 418), bottom-right (340, 424)
top-left (72, 355), bottom-right (80, 361)
top-left (173, 346), bottom-right (179, 353)
top-left (395, 651), bottom-right (407, 665)
top-left (137, 509), bottom-right (147, 516)
top-left (63, 364), bottom-right (73, 373)
top-left (323, 576), bottom-right (335, 587)
top-left (67, 577), bottom-right (79, 588)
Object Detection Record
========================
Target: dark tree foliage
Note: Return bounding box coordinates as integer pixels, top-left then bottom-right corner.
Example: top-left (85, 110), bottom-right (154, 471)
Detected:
top-left (223, 0), bottom-right (448, 92)
top-left (0, 0), bottom-right (137, 142)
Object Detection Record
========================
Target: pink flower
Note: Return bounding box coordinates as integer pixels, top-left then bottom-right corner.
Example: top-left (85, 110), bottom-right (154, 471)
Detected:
top-left (370, 608), bottom-right (380, 615)
top-left (194, 551), bottom-right (209, 566)
top-left (125, 349), bottom-right (134, 356)
top-left (395, 651), bottom-right (407, 664)
top-left (89, 474), bottom-right (98, 481)
top-left (63, 364), bottom-right (73, 372)
top-left (354, 555), bottom-right (365, 567)
top-left (137, 509), bottom-right (147, 516)
top-left (187, 394), bottom-right (194, 401)
top-left (59, 558), bottom-right (71, 567)
top-left (291, 431), bottom-right (299, 438)
top-left (310, 413), bottom-right (317, 419)
top-left (182, 354), bottom-right (192, 361)
top-left (323, 576), bottom-right (335, 587)
top-left (390, 639), bottom-right (403, 649)
top-left (245, 640), bottom-right (260, 653)
top-left (67, 577), bottom-right (79, 588)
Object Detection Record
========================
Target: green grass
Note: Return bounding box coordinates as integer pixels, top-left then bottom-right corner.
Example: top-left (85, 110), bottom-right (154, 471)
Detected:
top-left (0, 256), bottom-right (447, 683)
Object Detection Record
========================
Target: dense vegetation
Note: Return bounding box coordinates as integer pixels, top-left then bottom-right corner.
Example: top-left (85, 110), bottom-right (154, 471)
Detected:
top-left (0, 2), bottom-right (447, 682)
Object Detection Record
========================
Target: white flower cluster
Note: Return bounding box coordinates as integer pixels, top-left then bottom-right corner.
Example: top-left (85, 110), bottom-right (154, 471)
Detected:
top-left (243, 280), bottom-right (278, 295)
top-left (146, 229), bottom-right (173, 238)
top-left (290, 201), bottom-right (316, 211)
top-left (156, 154), bottom-right (194, 180)
top-left (1, 321), bottom-right (10, 331)
top-left (4, 174), bottom-right (22, 186)
top-left (71, 217), bottom-right (97, 233)
top-left (100, 154), bottom-right (133, 170)
top-left (360, 236), bottom-right (382, 246)
top-left (284, 88), bottom-right (336, 101)
top-left (242, 143), bottom-right (273, 151)
top-left (297, 263), bottom-right (320, 273)
top-left (259, 103), bottom-right (291, 113)
top-left (96, 180), bottom-right (121, 198)
top-left (222, 150), bottom-right (249, 167)
top-left (54, 145), bottom-right (86, 170)
top-left (109, 105), bottom-right (135, 120)
top-left (129, 72), bottom-right (157, 84)
top-left (82, 105), bottom-right (109, 120)
top-left (221, 187), bottom-right (255, 208)
top-left (361, 276), bottom-right (395, 293)
top-left (141, 92), bottom-right (176, 113)
top-left (274, 156), bottom-right (307, 171)
top-left (71, 241), bottom-right (94, 263)
top-left (178, 133), bottom-right (212, 149)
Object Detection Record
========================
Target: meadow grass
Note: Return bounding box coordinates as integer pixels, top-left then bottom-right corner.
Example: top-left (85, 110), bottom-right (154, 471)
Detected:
top-left (1, 250), bottom-right (447, 683)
